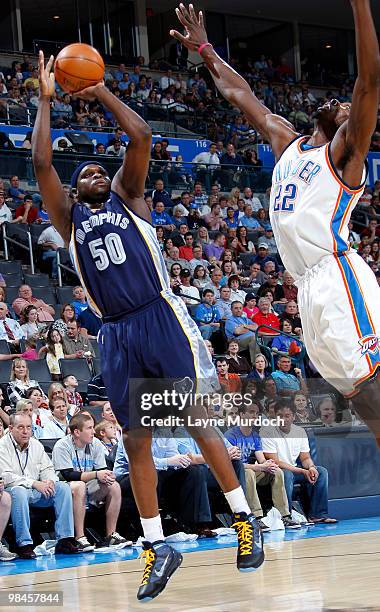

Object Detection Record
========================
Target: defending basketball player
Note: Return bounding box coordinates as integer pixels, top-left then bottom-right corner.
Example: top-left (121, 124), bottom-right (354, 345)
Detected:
top-left (32, 50), bottom-right (264, 601)
top-left (171, 1), bottom-right (380, 445)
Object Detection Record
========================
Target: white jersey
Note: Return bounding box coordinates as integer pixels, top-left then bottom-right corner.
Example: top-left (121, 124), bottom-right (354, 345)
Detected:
top-left (269, 135), bottom-right (366, 280)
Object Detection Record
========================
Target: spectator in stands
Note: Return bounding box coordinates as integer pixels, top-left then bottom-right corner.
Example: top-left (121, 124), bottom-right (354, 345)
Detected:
top-left (37, 224), bottom-right (65, 279)
top-left (149, 178), bottom-right (174, 208)
top-left (282, 271), bottom-right (298, 302)
top-left (242, 293), bottom-right (259, 321)
top-left (101, 402), bottom-right (122, 438)
top-left (226, 339), bottom-right (251, 375)
top-left (279, 301), bottom-right (302, 333)
top-left (241, 264), bottom-right (266, 294)
top-left (204, 267), bottom-right (224, 298)
top-left (252, 297), bottom-right (280, 333)
top-left (36, 197), bottom-right (50, 223)
top-left (14, 194), bottom-right (38, 224)
top-left (293, 393), bottom-right (312, 423)
top-left (203, 232), bottom-right (225, 262)
top-left (360, 218), bottom-right (380, 242)
top-left (204, 203), bottom-right (227, 231)
top-left (248, 353), bottom-right (271, 381)
top-left (220, 143), bottom-right (244, 189)
top-left (38, 397), bottom-right (70, 439)
top-left (242, 187), bottom-right (263, 212)
top-left (271, 319), bottom-right (302, 354)
top-left (71, 286), bottom-right (88, 318)
top-left (192, 182), bottom-right (209, 210)
top-left (39, 327), bottom-right (64, 380)
top-left (236, 226), bottom-right (256, 253)
top-left (52, 413), bottom-right (126, 550)
top-left (88, 373), bottom-right (108, 407)
top-left (228, 275), bottom-right (246, 304)
top-left (62, 320), bottom-right (95, 360)
top-left (172, 206), bottom-right (187, 230)
top-left (53, 303), bottom-right (76, 337)
top-left (6, 359), bottom-right (45, 408)
top-left (0, 191), bottom-right (12, 226)
top-left (0, 301), bottom-right (24, 351)
top-left (94, 420), bottom-right (118, 455)
top-left (348, 221), bottom-right (360, 247)
top-left (194, 289), bottom-right (221, 340)
top-left (238, 204), bottom-right (262, 230)
top-left (316, 397), bottom-right (338, 427)
top-left (0, 412), bottom-right (79, 558)
top-left (272, 355), bottom-right (307, 394)
top-left (0, 473), bottom-right (16, 560)
top-left (63, 375), bottom-right (83, 414)
top-left (261, 399), bottom-right (337, 524)
top-left (7, 175), bottom-right (25, 203)
top-left (178, 269), bottom-right (200, 305)
top-left (253, 241), bottom-right (278, 271)
top-left (216, 286), bottom-right (233, 320)
top-left (19, 305), bottom-right (42, 340)
top-left (13, 285), bottom-right (55, 323)
top-left (178, 232), bottom-right (194, 261)
top-left (195, 226), bottom-right (210, 248)
top-left (188, 244), bottom-right (209, 274)
top-left (225, 301), bottom-right (258, 364)
top-left (151, 201), bottom-right (174, 231)
top-left (192, 144), bottom-right (220, 191)
top-left (25, 387), bottom-right (49, 427)
top-left (257, 273), bottom-right (286, 303)
top-left (216, 357), bottom-right (242, 393)
top-left (225, 402), bottom-right (300, 529)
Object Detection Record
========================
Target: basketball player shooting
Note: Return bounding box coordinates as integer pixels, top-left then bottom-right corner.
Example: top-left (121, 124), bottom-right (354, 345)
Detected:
top-left (172, 1), bottom-right (380, 445)
top-left (32, 51), bottom-right (264, 602)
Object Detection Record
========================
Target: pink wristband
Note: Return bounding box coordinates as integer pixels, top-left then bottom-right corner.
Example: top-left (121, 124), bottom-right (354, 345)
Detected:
top-left (197, 42), bottom-right (212, 55)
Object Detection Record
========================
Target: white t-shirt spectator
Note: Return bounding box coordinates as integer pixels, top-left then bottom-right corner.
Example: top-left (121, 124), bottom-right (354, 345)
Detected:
top-left (38, 225), bottom-right (65, 249)
top-left (260, 424), bottom-right (310, 466)
top-left (52, 435), bottom-right (106, 473)
top-left (244, 196), bottom-right (263, 212)
top-left (180, 284), bottom-right (200, 305)
top-left (0, 203), bottom-right (12, 224)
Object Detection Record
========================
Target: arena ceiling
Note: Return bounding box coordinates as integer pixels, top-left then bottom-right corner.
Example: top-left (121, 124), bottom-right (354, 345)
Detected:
top-left (148, 0), bottom-right (380, 29)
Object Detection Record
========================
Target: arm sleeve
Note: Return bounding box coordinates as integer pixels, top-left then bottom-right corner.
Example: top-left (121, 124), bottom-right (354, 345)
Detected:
top-left (60, 468), bottom-right (82, 481)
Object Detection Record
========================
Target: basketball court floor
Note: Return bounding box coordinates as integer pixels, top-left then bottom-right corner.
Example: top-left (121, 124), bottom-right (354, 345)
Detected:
top-left (1, 518), bottom-right (379, 611)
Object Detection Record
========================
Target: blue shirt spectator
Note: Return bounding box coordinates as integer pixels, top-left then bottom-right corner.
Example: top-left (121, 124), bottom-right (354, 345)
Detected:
top-left (194, 301), bottom-right (221, 325)
top-left (271, 370), bottom-right (301, 392)
top-left (225, 311), bottom-right (254, 341)
top-left (224, 426), bottom-right (262, 463)
top-left (8, 176), bottom-right (25, 203)
top-left (239, 216), bottom-right (262, 229)
top-left (151, 204), bottom-right (174, 227)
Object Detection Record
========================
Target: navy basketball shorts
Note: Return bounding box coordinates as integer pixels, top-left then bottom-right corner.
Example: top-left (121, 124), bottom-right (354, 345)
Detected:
top-left (98, 290), bottom-right (217, 429)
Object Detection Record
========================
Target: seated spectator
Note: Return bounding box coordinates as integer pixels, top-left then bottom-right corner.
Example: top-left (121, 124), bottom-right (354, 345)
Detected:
top-left (0, 474), bottom-right (16, 561)
top-left (37, 397), bottom-right (70, 439)
top-left (360, 218), bottom-right (380, 242)
top-left (22, 338), bottom-right (38, 361)
top-left (0, 301), bottom-right (24, 351)
top-left (149, 178), bottom-right (174, 208)
top-left (178, 232), bottom-right (194, 261)
top-left (151, 201), bottom-right (174, 230)
top-left (204, 204), bottom-right (227, 231)
top-left (63, 375), bottom-right (83, 414)
top-left (0, 190), bottom-right (12, 225)
top-left (248, 353), bottom-right (271, 381)
top-left (293, 393), bottom-right (312, 423)
top-left (216, 286), bottom-right (233, 320)
top-left (165, 246), bottom-right (188, 271)
top-left (172, 205), bottom-right (187, 229)
top-left (52, 303), bottom-right (76, 337)
top-left (257, 272), bottom-right (286, 303)
top-left (225, 301), bottom-right (258, 365)
top-left (189, 244), bottom-right (209, 274)
top-left (7, 175), bottom-right (25, 204)
top-left (216, 357), bottom-right (242, 393)
top-left (39, 327), bottom-right (65, 380)
top-left (0, 412), bottom-right (79, 558)
top-left (226, 339), bottom-right (251, 375)
top-left (25, 386), bottom-right (50, 428)
top-left (316, 397), bottom-right (338, 427)
top-left (228, 275), bottom-right (246, 304)
top-left (71, 286), bottom-right (89, 318)
top-left (239, 204), bottom-right (262, 230)
top-left (37, 225), bottom-right (64, 279)
top-left (94, 419), bottom-right (118, 454)
top-left (261, 399), bottom-right (337, 524)
top-left (192, 264), bottom-right (209, 291)
top-left (282, 271), bottom-right (298, 302)
top-left (225, 402), bottom-right (300, 529)
top-left (13, 285), bottom-right (55, 323)
top-left (15, 398), bottom-right (43, 437)
top-left (243, 293), bottom-right (259, 320)
top-left (194, 289), bottom-right (221, 340)
top-left (101, 402), bottom-right (122, 438)
top-left (14, 194), bottom-right (38, 224)
top-left (242, 187), bottom-right (263, 212)
top-left (169, 263), bottom-right (182, 292)
top-left (252, 297), bottom-right (280, 333)
top-left (272, 355), bottom-right (307, 394)
top-left (87, 373), bottom-right (108, 407)
top-left (236, 226), bottom-right (255, 253)
top-left (241, 263), bottom-right (267, 292)
top-left (62, 320), bottom-right (95, 359)
top-left (52, 413), bottom-right (126, 549)
top-left (279, 301), bottom-right (302, 333)
top-left (36, 198), bottom-right (50, 223)
top-left (20, 304), bottom-right (45, 339)
top-left (6, 359), bottom-right (45, 408)
top-left (271, 319), bottom-right (302, 354)
top-left (179, 268), bottom-right (200, 305)
top-left (253, 242), bottom-right (278, 271)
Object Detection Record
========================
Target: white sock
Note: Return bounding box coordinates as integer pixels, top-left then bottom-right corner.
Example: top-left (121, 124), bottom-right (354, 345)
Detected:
top-left (140, 515), bottom-right (164, 543)
top-left (224, 486), bottom-right (251, 515)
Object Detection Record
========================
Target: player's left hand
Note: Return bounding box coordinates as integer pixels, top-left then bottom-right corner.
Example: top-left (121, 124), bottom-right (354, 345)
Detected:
top-left (170, 4), bottom-right (208, 52)
top-left (73, 81), bottom-right (105, 101)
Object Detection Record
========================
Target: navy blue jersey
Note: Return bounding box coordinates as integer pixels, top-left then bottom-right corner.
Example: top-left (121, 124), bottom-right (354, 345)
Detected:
top-left (70, 191), bottom-right (170, 319)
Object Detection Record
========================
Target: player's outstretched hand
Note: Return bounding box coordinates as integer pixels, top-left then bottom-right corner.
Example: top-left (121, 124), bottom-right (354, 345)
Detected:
top-left (170, 3), bottom-right (208, 51)
top-left (73, 81), bottom-right (105, 101)
top-left (38, 50), bottom-right (55, 98)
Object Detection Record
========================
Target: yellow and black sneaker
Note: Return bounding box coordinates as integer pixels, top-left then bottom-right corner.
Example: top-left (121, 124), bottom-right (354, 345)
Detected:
top-left (232, 512), bottom-right (265, 572)
top-left (137, 540), bottom-right (183, 602)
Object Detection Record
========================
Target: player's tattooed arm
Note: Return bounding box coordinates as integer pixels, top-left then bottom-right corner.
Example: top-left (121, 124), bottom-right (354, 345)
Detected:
top-left (331, 0), bottom-right (380, 185)
top-left (32, 51), bottom-right (72, 244)
top-left (171, 4), bottom-right (298, 160)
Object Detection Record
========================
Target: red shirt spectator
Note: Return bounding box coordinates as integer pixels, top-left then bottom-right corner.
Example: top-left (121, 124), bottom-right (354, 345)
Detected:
top-left (216, 358), bottom-right (242, 393)
top-left (179, 233), bottom-right (194, 261)
top-left (12, 285), bottom-right (55, 323)
top-left (252, 297), bottom-right (280, 333)
top-left (15, 196), bottom-right (38, 224)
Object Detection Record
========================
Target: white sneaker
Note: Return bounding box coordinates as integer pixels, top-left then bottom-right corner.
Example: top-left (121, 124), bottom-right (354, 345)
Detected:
top-left (76, 536), bottom-right (95, 552)
top-left (104, 532), bottom-right (132, 547)
top-left (0, 543), bottom-right (18, 561)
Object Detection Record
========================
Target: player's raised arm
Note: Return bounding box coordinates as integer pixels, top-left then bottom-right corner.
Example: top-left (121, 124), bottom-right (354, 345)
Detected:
top-left (170, 4), bottom-right (298, 160)
top-left (32, 51), bottom-right (72, 244)
top-left (75, 83), bottom-right (152, 222)
top-left (333, 0), bottom-right (380, 185)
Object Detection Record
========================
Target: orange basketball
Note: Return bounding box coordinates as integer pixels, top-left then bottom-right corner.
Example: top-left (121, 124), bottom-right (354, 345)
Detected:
top-left (54, 43), bottom-right (105, 93)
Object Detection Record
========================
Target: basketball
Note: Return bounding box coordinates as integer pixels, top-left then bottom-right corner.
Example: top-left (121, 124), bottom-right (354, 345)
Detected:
top-left (54, 43), bottom-right (105, 93)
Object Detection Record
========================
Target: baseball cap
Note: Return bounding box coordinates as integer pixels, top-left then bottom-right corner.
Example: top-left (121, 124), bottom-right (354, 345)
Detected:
top-left (268, 271), bottom-right (279, 278)
top-left (180, 268), bottom-right (191, 277)
top-left (245, 292), bottom-right (257, 301)
top-left (258, 241), bottom-right (269, 249)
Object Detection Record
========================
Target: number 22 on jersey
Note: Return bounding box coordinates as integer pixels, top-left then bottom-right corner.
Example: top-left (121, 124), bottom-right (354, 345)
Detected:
top-left (273, 183), bottom-right (298, 212)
